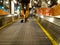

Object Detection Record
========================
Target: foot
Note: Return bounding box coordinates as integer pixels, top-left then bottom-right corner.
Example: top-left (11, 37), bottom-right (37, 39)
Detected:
top-left (20, 19), bottom-right (23, 23)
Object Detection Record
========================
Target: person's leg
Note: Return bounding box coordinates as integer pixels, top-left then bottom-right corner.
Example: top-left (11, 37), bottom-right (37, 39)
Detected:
top-left (25, 3), bottom-right (29, 22)
top-left (20, 3), bottom-right (25, 22)
top-left (20, 3), bottom-right (29, 22)
top-left (20, 3), bottom-right (24, 18)
top-left (20, 10), bottom-right (24, 18)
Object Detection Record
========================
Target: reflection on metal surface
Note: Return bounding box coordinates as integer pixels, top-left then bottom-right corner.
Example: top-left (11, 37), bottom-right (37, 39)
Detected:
top-left (54, 15), bottom-right (60, 18)
top-left (6, 14), bottom-right (18, 17)
top-left (14, 14), bottom-right (17, 16)
top-left (49, 17), bottom-right (54, 22)
top-left (59, 43), bottom-right (60, 45)
top-left (40, 15), bottom-right (44, 18)
top-left (6, 14), bottom-right (12, 17)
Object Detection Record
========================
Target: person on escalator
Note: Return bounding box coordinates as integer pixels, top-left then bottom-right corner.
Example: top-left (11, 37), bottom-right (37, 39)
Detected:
top-left (19, 0), bottom-right (30, 22)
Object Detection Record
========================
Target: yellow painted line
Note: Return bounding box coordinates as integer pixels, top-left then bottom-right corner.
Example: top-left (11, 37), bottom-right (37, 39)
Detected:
top-left (0, 22), bottom-right (13, 30)
top-left (0, 19), bottom-right (20, 30)
top-left (34, 18), bottom-right (58, 45)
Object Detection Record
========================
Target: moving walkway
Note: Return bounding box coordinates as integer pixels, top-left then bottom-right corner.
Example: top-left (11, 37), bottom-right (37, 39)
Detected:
top-left (0, 18), bottom-right (52, 45)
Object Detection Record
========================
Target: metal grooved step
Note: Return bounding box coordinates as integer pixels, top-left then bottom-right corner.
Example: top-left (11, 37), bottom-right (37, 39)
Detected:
top-left (0, 18), bottom-right (52, 45)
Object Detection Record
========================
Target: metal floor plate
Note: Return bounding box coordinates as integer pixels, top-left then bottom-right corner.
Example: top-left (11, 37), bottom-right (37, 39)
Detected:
top-left (0, 18), bottom-right (52, 45)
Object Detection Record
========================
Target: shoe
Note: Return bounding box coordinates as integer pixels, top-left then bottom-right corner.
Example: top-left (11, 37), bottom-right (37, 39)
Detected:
top-left (21, 19), bottom-right (23, 23)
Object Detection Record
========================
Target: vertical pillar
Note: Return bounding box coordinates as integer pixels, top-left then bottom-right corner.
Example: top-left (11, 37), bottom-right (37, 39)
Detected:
top-left (11, 0), bottom-right (14, 14)
top-left (29, 0), bottom-right (32, 8)
top-left (11, 0), bottom-right (15, 21)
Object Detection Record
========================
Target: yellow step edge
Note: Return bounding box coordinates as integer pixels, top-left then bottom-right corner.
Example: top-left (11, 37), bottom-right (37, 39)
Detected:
top-left (34, 18), bottom-right (58, 45)
top-left (0, 19), bottom-right (20, 30)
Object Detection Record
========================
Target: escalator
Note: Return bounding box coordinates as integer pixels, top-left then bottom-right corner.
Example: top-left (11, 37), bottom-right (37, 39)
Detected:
top-left (0, 18), bottom-right (52, 45)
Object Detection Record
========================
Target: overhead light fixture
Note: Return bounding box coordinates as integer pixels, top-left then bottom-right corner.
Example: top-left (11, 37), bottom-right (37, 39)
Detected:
top-left (13, 0), bottom-right (17, 4)
top-left (33, 6), bottom-right (35, 8)
top-left (0, 1), bottom-right (2, 2)
top-left (18, 6), bottom-right (20, 9)
top-left (24, 6), bottom-right (26, 9)
top-left (57, 0), bottom-right (60, 4)
top-left (6, 1), bottom-right (9, 4)
top-left (2, 7), bottom-right (4, 9)
top-left (34, 1), bottom-right (37, 3)
top-left (48, 1), bottom-right (50, 4)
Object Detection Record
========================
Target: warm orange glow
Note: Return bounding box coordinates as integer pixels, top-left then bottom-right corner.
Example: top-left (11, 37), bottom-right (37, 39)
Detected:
top-left (36, 8), bottom-right (51, 16)
top-left (51, 4), bottom-right (60, 16)
top-left (0, 10), bottom-right (9, 15)
top-left (25, 10), bottom-right (29, 18)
